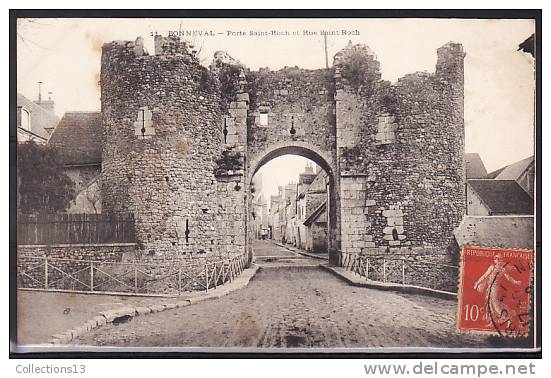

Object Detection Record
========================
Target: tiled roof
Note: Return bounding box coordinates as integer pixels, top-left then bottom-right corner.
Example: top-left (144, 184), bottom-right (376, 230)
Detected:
top-left (17, 93), bottom-right (60, 139)
top-left (486, 166), bottom-right (506, 179)
top-left (465, 153), bottom-right (488, 179)
top-left (468, 179), bottom-right (533, 215)
top-left (453, 215), bottom-right (534, 250)
top-left (494, 156), bottom-right (534, 181)
top-left (47, 112), bottom-right (102, 165)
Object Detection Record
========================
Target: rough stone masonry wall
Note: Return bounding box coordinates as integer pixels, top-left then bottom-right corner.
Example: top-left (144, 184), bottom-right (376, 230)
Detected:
top-left (246, 67), bottom-right (336, 167)
top-left (18, 244), bottom-right (134, 261)
top-left (17, 244), bottom-right (135, 289)
top-left (359, 251), bottom-right (460, 293)
top-left (211, 54), bottom-right (250, 260)
top-left (335, 42), bottom-right (466, 257)
top-left (100, 36), bottom-right (245, 264)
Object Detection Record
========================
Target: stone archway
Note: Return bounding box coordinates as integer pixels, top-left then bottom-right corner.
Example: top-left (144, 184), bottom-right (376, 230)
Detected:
top-left (248, 141), bottom-right (335, 181)
top-left (100, 36), bottom-right (467, 272)
top-left (246, 142), bottom-right (340, 264)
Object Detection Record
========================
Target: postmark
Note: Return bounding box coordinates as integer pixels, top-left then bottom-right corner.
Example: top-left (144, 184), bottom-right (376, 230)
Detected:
top-left (457, 246), bottom-right (533, 337)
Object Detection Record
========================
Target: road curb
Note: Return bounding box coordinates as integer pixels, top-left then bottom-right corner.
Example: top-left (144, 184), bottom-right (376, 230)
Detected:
top-left (48, 264), bottom-right (260, 345)
top-left (320, 264), bottom-right (457, 300)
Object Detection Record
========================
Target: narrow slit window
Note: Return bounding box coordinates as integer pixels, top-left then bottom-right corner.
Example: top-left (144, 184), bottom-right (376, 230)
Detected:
top-left (259, 112), bottom-right (268, 126)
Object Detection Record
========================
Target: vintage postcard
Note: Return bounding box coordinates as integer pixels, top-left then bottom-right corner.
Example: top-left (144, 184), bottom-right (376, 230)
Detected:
top-left (11, 12), bottom-right (539, 354)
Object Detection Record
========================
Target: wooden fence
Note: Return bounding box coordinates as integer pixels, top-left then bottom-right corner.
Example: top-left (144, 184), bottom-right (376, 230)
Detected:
top-left (17, 213), bottom-right (136, 245)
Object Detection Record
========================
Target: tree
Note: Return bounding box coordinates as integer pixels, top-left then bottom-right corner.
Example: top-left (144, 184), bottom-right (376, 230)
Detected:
top-left (17, 141), bottom-right (75, 214)
top-left (84, 182), bottom-right (101, 214)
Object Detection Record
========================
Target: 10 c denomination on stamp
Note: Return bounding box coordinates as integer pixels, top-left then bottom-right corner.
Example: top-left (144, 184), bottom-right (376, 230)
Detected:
top-left (458, 246), bottom-right (533, 337)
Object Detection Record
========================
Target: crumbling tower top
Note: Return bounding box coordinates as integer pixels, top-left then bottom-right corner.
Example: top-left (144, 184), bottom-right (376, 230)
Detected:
top-left (333, 41), bottom-right (382, 91)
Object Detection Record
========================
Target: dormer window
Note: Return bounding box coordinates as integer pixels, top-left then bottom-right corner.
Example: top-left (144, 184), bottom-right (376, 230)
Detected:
top-left (20, 108), bottom-right (31, 131)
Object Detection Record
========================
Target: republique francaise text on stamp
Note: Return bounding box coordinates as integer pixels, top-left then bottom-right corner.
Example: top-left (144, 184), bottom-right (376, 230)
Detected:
top-left (458, 246), bottom-right (533, 337)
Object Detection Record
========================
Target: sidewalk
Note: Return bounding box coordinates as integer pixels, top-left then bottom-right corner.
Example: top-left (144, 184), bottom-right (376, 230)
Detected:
top-left (320, 265), bottom-right (457, 300)
top-left (16, 265), bottom-right (259, 346)
top-left (266, 241), bottom-right (455, 300)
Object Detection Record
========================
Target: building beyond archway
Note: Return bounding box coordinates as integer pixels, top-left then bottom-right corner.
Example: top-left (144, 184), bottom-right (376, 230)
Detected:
top-left (248, 146), bottom-right (338, 262)
top-left (100, 36), bottom-right (467, 269)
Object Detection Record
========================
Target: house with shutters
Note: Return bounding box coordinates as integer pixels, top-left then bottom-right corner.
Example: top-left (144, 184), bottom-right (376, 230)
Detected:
top-left (295, 164), bottom-right (318, 250)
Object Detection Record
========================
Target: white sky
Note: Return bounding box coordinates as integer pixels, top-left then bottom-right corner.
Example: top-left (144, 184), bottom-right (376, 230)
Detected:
top-left (17, 18), bottom-right (535, 202)
top-left (257, 155), bottom-right (317, 209)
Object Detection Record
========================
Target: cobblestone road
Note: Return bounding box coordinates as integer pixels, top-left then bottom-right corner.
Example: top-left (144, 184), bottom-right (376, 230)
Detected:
top-left (75, 241), bottom-right (491, 348)
top-left (253, 239), bottom-right (298, 257)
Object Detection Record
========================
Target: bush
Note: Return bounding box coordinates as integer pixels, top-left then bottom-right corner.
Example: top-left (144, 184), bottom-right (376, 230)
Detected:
top-left (17, 141), bottom-right (75, 214)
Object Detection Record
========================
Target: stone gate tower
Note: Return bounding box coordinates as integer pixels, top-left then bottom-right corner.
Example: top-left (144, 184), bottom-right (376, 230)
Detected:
top-left (100, 35), bottom-right (466, 269)
top-left (333, 41), bottom-right (466, 259)
top-left (101, 37), bottom-right (245, 262)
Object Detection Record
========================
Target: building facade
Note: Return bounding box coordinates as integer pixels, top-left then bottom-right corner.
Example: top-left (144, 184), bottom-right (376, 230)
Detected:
top-left (16, 92), bottom-right (59, 144)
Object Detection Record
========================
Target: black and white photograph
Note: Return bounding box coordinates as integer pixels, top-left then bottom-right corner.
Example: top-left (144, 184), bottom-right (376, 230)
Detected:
top-left (9, 10), bottom-right (540, 359)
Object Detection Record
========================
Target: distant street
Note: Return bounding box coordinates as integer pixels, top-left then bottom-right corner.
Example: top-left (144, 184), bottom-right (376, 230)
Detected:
top-left (74, 240), bottom-right (491, 348)
top-left (253, 239), bottom-right (299, 257)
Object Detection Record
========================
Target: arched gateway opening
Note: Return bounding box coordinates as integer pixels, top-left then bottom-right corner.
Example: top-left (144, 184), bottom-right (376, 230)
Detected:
top-left (247, 145), bottom-right (340, 264)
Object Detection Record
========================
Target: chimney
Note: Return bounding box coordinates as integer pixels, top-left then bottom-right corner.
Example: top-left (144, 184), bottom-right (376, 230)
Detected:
top-left (37, 81), bottom-right (43, 102)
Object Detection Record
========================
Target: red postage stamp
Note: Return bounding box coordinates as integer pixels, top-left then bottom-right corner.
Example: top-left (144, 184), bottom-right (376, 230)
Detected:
top-left (457, 246), bottom-right (534, 336)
